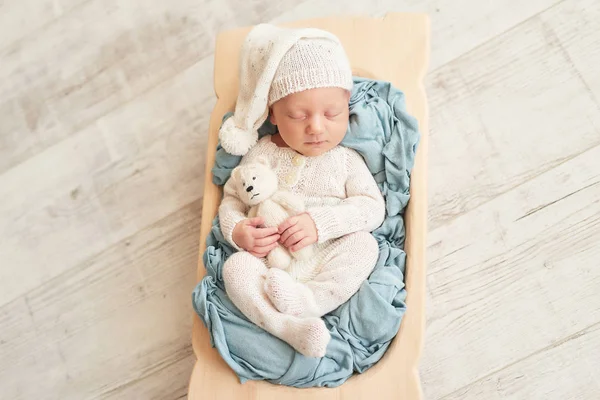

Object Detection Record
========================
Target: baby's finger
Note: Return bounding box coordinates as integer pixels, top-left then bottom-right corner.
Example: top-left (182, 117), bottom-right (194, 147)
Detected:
top-left (253, 226), bottom-right (279, 238)
top-left (246, 216), bottom-right (265, 227)
top-left (253, 241), bottom-right (278, 252)
top-left (291, 237), bottom-right (312, 252)
top-left (254, 235), bottom-right (280, 247)
top-left (251, 242), bottom-right (278, 258)
top-left (283, 231), bottom-right (305, 248)
top-left (278, 216), bottom-right (299, 234)
top-left (249, 251), bottom-right (265, 258)
top-left (279, 224), bottom-right (301, 243)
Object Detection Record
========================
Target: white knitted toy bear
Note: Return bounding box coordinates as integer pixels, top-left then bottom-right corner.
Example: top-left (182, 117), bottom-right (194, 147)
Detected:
top-left (230, 156), bottom-right (314, 268)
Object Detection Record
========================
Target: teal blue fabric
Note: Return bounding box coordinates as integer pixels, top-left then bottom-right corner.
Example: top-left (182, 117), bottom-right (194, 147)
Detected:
top-left (192, 77), bottom-right (420, 387)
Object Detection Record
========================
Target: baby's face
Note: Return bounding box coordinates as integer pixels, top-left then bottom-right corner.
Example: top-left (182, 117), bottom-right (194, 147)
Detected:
top-left (269, 87), bottom-right (350, 156)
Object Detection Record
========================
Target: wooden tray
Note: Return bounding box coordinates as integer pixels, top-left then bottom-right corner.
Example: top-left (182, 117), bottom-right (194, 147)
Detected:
top-left (188, 12), bottom-right (430, 400)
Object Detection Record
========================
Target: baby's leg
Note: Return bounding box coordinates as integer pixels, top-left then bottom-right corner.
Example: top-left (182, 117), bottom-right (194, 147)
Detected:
top-left (222, 252), bottom-right (330, 357)
top-left (265, 231), bottom-right (379, 318)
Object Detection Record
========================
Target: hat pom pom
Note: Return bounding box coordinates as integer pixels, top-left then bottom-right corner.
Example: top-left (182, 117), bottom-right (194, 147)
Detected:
top-left (218, 118), bottom-right (258, 156)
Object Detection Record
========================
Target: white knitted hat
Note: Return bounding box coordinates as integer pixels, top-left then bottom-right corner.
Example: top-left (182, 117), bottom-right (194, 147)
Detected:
top-left (268, 37), bottom-right (353, 106)
top-left (218, 24), bottom-right (353, 156)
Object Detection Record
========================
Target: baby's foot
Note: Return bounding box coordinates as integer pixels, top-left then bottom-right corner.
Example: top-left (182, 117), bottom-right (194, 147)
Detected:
top-left (264, 268), bottom-right (308, 316)
top-left (287, 317), bottom-right (330, 358)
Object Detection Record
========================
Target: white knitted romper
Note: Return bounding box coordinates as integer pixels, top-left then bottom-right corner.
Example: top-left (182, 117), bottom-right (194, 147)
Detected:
top-left (219, 135), bottom-right (385, 357)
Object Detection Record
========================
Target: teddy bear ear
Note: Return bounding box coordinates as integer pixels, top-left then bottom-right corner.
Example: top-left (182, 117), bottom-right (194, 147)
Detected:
top-left (255, 155), bottom-right (279, 170)
top-left (230, 166), bottom-right (242, 183)
top-left (255, 156), bottom-right (270, 166)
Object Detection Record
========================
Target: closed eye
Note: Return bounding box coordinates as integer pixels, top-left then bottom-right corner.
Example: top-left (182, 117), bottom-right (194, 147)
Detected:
top-left (325, 111), bottom-right (342, 118)
top-left (288, 114), bottom-right (306, 120)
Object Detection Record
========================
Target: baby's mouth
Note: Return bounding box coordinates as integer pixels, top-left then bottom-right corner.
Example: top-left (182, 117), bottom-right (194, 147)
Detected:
top-left (251, 193), bottom-right (260, 199)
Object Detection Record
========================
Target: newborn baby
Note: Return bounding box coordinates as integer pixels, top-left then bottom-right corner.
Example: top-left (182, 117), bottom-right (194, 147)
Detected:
top-left (218, 24), bottom-right (385, 357)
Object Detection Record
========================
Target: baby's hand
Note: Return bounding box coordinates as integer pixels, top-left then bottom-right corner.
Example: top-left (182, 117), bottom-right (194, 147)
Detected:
top-left (232, 217), bottom-right (280, 258)
top-left (278, 213), bottom-right (318, 252)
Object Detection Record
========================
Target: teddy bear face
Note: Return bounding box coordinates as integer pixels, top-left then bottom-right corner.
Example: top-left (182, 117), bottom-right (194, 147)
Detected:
top-left (231, 160), bottom-right (279, 207)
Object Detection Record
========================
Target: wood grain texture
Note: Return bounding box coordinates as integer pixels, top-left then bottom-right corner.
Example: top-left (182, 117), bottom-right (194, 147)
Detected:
top-left (426, 0), bottom-right (600, 231)
top-left (0, 58), bottom-right (213, 306)
top-left (421, 143), bottom-right (600, 398)
top-left (442, 322), bottom-right (600, 400)
top-left (539, 0), bottom-right (600, 100)
top-left (0, 0), bottom-right (90, 51)
top-left (189, 13), bottom-right (429, 400)
top-left (0, 200), bottom-right (202, 400)
top-left (271, 0), bottom-right (562, 70)
top-left (0, 0), bottom-right (303, 175)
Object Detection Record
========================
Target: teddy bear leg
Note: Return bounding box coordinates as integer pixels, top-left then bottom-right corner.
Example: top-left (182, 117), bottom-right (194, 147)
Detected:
top-left (267, 244), bottom-right (292, 269)
top-left (291, 245), bottom-right (314, 261)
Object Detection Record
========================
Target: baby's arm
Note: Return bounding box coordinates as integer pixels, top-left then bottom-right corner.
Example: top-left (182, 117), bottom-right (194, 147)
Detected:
top-left (219, 177), bottom-right (249, 251)
top-left (306, 150), bottom-right (385, 243)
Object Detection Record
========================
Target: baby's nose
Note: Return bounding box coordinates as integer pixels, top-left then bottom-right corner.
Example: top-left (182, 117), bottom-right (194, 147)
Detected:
top-left (307, 114), bottom-right (324, 135)
top-left (246, 185), bottom-right (254, 192)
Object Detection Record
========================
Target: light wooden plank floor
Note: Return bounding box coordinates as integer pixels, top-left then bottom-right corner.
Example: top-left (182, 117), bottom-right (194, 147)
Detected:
top-left (1, 1), bottom-right (599, 399)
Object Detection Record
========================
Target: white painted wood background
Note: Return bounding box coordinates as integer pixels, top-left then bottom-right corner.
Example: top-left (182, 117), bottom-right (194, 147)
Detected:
top-left (1, 0), bottom-right (599, 399)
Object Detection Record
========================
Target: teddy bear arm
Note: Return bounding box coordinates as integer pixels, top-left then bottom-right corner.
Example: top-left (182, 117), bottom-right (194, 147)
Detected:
top-left (247, 206), bottom-right (258, 219)
top-left (272, 191), bottom-right (305, 214)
